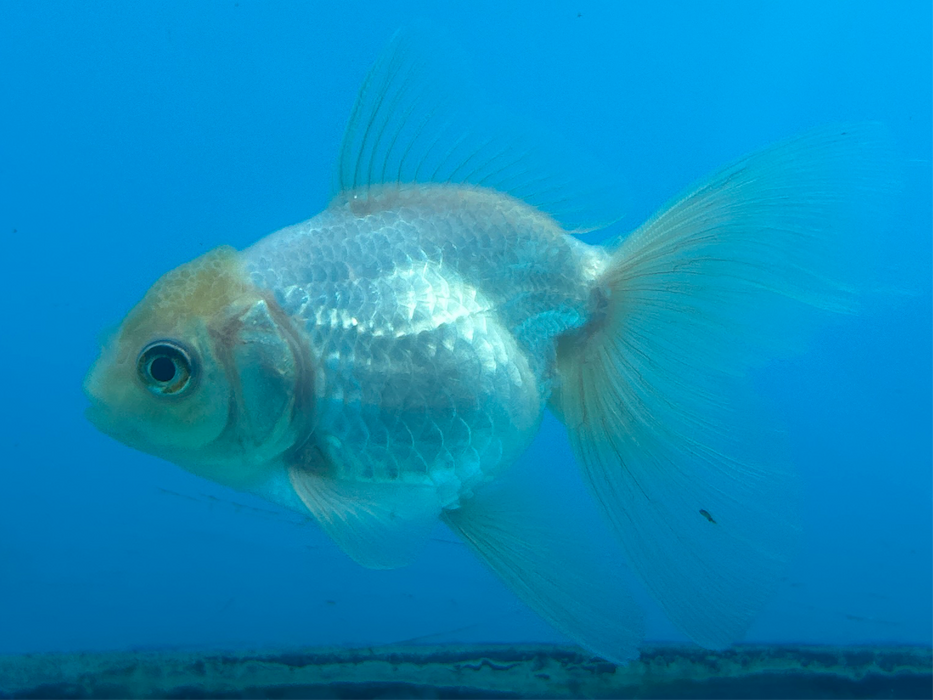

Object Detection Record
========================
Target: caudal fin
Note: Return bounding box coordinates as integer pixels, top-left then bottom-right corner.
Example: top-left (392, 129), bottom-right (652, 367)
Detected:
top-left (556, 125), bottom-right (899, 648)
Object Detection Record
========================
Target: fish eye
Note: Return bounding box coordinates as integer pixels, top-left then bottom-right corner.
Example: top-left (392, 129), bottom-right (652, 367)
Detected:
top-left (137, 341), bottom-right (197, 396)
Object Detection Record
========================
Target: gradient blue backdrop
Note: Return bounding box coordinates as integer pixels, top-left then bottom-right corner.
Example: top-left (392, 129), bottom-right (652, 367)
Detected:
top-left (1, 1), bottom-right (930, 655)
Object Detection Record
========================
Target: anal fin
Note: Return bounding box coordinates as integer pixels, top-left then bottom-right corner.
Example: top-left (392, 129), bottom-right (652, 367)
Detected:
top-left (442, 469), bottom-right (644, 665)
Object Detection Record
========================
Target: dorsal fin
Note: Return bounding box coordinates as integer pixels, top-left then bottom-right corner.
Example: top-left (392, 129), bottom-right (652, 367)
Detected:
top-left (332, 26), bottom-right (625, 232)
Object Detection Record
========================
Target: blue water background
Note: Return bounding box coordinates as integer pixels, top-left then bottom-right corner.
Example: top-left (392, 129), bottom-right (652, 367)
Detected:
top-left (1, 1), bottom-right (930, 655)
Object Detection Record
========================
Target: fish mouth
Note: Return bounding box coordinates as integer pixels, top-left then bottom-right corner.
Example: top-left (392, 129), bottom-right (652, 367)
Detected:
top-left (83, 399), bottom-right (110, 433)
top-left (82, 363), bottom-right (175, 459)
top-left (83, 395), bottom-right (125, 442)
top-left (83, 396), bottom-right (154, 456)
top-left (82, 364), bottom-right (135, 445)
top-left (82, 363), bottom-right (112, 431)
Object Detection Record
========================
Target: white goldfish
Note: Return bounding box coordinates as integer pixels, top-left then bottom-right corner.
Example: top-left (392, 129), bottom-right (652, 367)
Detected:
top-left (84, 32), bottom-right (896, 663)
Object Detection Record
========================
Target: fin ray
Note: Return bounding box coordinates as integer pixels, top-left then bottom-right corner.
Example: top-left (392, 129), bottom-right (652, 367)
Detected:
top-left (289, 459), bottom-right (441, 570)
top-left (333, 26), bottom-right (625, 232)
top-left (558, 124), bottom-right (899, 647)
top-left (443, 470), bottom-right (645, 664)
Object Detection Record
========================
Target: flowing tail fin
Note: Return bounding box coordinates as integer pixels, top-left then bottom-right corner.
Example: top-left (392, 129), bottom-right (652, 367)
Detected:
top-left (556, 124), bottom-right (899, 648)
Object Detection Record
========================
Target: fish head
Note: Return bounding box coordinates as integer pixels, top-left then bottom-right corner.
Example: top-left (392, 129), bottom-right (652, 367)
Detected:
top-left (84, 245), bottom-right (313, 488)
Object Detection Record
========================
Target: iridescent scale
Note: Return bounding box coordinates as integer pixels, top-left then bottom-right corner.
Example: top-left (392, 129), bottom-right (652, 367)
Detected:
top-left (243, 185), bottom-right (603, 504)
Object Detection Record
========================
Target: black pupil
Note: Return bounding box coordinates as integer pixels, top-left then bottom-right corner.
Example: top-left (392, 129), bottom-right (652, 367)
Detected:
top-left (137, 341), bottom-right (193, 395)
top-left (149, 355), bottom-right (177, 383)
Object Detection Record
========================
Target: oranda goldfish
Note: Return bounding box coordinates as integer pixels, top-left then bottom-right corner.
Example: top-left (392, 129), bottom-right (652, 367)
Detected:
top-left (84, 32), bottom-right (896, 663)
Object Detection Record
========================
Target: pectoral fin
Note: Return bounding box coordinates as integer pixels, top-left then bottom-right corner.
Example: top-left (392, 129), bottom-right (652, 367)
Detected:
top-left (289, 458), bottom-right (441, 570)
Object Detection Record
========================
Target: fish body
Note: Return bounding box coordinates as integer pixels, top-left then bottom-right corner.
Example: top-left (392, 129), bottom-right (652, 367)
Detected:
top-left (242, 185), bottom-right (602, 500)
top-left (84, 32), bottom-right (896, 664)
